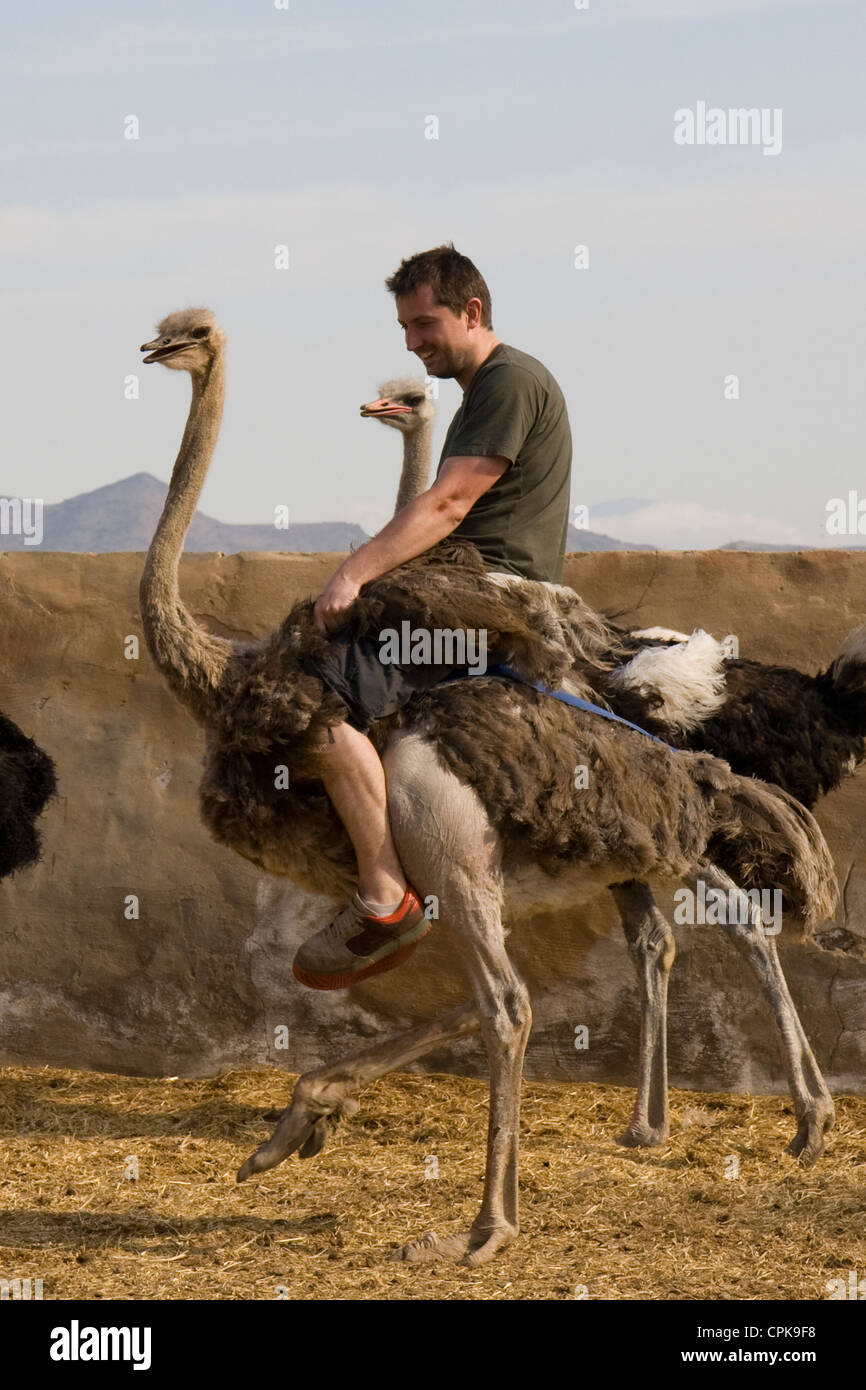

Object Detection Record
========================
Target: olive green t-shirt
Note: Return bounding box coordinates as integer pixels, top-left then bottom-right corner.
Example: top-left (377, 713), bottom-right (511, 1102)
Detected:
top-left (436, 343), bottom-right (572, 583)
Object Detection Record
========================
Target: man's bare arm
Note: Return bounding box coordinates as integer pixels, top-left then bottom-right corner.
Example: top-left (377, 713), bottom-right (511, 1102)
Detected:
top-left (313, 455), bottom-right (509, 633)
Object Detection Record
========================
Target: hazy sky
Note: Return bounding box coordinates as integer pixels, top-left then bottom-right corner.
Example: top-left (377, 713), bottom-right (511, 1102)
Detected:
top-left (2, 0), bottom-right (863, 547)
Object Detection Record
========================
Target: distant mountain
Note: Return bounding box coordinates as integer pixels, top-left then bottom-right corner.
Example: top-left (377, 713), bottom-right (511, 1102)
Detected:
top-left (12, 475), bottom-right (839, 555)
top-left (0, 473), bottom-right (657, 554)
top-left (720, 540), bottom-right (866, 551)
top-left (566, 525), bottom-right (655, 552)
top-left (0, 473), bottom-right (369, 553)
top-left (718, 540), bottom-right (811, 551)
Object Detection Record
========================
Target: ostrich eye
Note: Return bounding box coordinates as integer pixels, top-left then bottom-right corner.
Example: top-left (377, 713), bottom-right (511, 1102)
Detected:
top-left (405, 394), bottom-right (424, 406)
top-left (191, 327), bottom-right (209, 339)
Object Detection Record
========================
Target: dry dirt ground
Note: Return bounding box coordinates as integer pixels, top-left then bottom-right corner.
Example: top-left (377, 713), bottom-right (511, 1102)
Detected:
top-left (0, 1065), bottom-right (864, 1301)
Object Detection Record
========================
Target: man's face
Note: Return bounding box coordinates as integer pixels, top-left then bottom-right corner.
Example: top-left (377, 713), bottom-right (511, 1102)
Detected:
top-left (395, 284), bottom-right (477, 379)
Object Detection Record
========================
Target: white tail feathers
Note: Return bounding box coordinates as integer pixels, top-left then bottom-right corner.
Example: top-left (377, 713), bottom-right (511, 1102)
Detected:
top-left (612, 629), bottom-right (728, 733)
top-left (829, 624), bottom-right (866, 695)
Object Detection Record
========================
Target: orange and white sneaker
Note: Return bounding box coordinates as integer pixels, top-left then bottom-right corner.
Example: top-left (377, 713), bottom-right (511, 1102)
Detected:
top-left (292, 886), bottom-right (431, 991)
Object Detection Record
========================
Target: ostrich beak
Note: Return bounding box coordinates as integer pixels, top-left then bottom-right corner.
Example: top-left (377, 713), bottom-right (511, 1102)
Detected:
top-left (140, 337), bottom-right (195, 364)
top-left (359, 397), bottom-right (412, 417)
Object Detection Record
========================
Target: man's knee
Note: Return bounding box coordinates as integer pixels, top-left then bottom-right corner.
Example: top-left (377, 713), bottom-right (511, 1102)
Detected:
top-left (320, 720), bottom-right (378, 777)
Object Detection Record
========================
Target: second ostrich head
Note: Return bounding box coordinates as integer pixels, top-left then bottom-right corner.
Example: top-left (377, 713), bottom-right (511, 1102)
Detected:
top-left (360, 377), bottom-right (433, 432)
top-left (360, 378), bottom-right (435, 515)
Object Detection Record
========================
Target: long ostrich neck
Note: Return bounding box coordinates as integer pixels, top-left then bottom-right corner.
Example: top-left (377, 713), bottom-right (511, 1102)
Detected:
top-left (393, 419), bottom-right (433, 515)
top-left (140, 353), bottom-right (233, 724)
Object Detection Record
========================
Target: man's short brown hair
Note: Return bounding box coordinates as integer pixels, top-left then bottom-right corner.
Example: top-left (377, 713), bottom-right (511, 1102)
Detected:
top-left (385, 243), bottom-right (493, 329)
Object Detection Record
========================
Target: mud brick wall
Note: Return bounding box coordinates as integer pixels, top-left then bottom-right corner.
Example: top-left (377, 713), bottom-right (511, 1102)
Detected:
top-left (1, 549), bottom-right (864, 1094)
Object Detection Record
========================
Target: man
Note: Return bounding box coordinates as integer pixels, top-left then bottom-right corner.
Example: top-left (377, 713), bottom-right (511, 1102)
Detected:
top-left (293, 244), bottom-right (572, 990)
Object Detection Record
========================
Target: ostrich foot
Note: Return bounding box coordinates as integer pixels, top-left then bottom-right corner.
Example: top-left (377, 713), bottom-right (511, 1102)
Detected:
top-left (785, 1097), bottom-right (835, 1166)
top-left (236, 1004), bottom-right (481, 1184)
top-left (616, 1120), bottom-right (669, 1148)
top-left (236, 1096), bottom-right (358, 1182)
top-left (390, 1222), bottom-right (518, 1267)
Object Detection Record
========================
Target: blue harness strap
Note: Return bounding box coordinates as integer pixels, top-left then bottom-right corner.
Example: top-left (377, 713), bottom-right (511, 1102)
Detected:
top-left (443, 663), bottom-right (678, 752)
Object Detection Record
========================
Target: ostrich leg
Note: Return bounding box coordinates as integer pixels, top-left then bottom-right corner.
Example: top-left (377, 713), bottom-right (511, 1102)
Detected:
top-left (239, 890), bottom-right (529, 1267)
top-left (379, 732), bottom-right (533, 1266)
top-left (241, 730), bottom-right (533, 1266)
top-left (237, 1002), bottom-right (480, 1179)
top-left (682, 863), bottom-right (834, 1164)
top-left (392, 894), bottom-right (532, 1267)
top-left (609, 880), bottom-right (675, 1147)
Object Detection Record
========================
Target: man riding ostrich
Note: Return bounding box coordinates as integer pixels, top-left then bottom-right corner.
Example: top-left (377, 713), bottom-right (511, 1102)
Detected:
top-left (294, 243), bottom-right (572, 990)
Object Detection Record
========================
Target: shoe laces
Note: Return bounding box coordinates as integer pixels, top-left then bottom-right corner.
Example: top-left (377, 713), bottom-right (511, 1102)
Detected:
top-left (324, 894), bottom-right (369, 944)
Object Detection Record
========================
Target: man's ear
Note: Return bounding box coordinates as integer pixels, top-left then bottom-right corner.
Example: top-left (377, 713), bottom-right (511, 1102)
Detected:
top-left (465, 297), bottom-right (484, 330)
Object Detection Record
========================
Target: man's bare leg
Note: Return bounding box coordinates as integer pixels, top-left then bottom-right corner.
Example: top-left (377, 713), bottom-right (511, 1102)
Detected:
top-left (319, 721), bottom-right (407, 912)
top-left (293, 720), bottom-right (431, 989)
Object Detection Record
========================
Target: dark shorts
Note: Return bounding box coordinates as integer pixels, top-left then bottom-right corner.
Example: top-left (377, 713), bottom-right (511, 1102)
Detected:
top-left (302, 633), bottom-right (463, 733)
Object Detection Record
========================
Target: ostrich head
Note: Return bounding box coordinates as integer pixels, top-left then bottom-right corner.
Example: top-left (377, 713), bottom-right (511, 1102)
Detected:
top-left (359, 378), bottom-right (434, 435)
top-left (140, 308), bottom-right (225, 372)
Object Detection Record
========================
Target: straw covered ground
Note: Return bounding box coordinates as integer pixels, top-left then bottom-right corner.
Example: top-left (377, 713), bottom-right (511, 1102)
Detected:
top-left (0, 1064), bottom-right (864, 1301)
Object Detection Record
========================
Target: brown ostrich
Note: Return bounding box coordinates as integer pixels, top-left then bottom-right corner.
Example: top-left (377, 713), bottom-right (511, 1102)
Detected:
top-left (139, 309), bottom-right (837, 1265)
top-left (363, 379), bottom-right (850, 1163)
